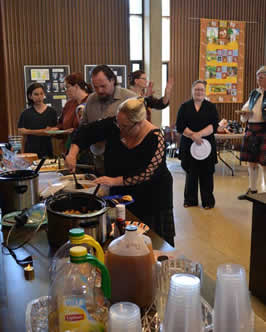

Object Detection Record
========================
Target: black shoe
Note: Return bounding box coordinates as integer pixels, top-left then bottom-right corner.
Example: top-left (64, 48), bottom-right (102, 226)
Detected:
top-left (184, 202), bottom-right (198, 208)
top-left (238, 189), bottom-right (257, 200)
top-left (203, 205), bottom-right (214, 209)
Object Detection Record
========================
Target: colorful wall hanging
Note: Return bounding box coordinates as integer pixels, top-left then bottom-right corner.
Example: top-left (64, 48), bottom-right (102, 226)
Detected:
top-left (199, 18), bottom-right (245, 103)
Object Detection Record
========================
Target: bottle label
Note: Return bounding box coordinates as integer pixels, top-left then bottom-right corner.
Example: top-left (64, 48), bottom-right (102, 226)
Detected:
top-left (58, 296), bottom-right (105, 332)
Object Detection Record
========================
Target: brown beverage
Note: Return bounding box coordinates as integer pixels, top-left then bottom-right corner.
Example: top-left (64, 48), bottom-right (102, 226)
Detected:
top-left (105, 251), bottom-right (153, 308)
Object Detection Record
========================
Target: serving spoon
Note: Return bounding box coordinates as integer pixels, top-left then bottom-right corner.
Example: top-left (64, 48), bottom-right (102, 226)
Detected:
top-left (72, 173), bottom-right (84, 189)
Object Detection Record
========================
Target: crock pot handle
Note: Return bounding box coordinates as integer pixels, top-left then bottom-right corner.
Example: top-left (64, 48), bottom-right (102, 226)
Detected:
top-left (14, 185), bottom-right (28, 194)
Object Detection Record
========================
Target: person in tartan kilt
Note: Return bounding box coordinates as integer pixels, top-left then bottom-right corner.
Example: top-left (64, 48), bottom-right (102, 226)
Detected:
top-left (238, 66), bottom-right (266, 199)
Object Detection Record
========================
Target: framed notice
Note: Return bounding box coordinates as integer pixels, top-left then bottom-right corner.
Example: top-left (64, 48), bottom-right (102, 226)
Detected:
top-left (199, 19), bottom-right (245, 103)
top-left (84, 65), bottom-right (127, 88)
top-left (24, 65), bottom-right (70, 116)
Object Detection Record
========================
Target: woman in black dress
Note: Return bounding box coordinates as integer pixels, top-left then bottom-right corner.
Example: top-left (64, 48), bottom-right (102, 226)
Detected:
top-left (66, 98), bottom-right (175, 246)
top-left (18, 83), bottom-right (57, 158)
top-left (176, 80), bottom-right (219, 209)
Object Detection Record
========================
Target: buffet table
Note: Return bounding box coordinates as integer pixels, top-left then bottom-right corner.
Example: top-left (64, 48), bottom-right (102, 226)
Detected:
top-left (215, 133), bottom-right (244, 176)
top-left (1, 209), bottom-right (266, 331)
top-left (0, 209), bottom-right (174, 332)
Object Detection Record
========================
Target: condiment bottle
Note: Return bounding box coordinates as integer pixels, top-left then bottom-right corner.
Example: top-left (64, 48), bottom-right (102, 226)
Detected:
top-left (114, 204), bottom-right (126, 237)
top-left (105, 225), bottom-right (153, 308)
top-left (49, 246), bottom-right (111, 332)
top-left (50, 228), bottom-right (104, 282)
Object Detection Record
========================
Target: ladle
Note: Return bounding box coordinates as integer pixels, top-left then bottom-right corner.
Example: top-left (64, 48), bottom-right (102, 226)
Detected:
top-left (72, 173), bottom-right (84, 189)
top-left (34, 158), bottom-right (46, 174)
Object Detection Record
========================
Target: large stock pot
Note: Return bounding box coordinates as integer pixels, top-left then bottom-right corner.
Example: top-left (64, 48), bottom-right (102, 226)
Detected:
top-left (46, 192), bottom-right (111, 248)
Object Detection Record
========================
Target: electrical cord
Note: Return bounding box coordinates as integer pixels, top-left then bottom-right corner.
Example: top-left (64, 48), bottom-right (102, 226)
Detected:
top-left (1, 206), bottom-right (46, 266)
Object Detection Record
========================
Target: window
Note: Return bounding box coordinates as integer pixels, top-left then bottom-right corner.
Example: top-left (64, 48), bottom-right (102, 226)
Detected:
top-left (129, 0), bottom-right (144, 73)
top-left (161, 0), bottom-right (170, 127)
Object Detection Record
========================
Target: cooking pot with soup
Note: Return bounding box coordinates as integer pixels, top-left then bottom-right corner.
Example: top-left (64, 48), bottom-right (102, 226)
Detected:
top-left (46, 192), bottom-right (111, 248)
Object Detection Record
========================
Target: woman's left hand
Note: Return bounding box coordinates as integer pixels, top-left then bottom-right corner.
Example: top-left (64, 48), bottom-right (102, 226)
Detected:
top-left (93, 176), bottom-right (123, 187)
top-left (191, 132), bottom-right (203, 145)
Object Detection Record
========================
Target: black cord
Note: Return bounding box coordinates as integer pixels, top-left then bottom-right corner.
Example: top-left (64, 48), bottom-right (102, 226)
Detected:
top-left (1, 206), bottom-right (46, 266)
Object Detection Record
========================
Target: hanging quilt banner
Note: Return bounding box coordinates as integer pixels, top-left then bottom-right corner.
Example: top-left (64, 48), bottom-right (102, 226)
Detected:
top-left (199, 18), bottom-right (245, 103)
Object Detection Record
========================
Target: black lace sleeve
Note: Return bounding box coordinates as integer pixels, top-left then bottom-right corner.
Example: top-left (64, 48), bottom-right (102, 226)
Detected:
top-left (123, 130), bottom-right (165, 186)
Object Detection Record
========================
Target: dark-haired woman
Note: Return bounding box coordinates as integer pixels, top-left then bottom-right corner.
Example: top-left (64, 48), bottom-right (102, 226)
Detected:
top-left (128, 70), bottom-right (173, 121)
top-left (54, 72), bottom-right (93, 152)
top-left (57, 72), bottom-right (93, 131)
top-left (18, 83), bottom-right (57, 158)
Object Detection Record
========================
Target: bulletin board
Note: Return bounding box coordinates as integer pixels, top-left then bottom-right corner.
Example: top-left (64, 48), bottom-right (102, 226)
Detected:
top-left (199, 19), bottom-right (245, 103)
top-left (24, 65), bottom-right (70, 116)
top-left (84, 65), bottom-right (127, 88)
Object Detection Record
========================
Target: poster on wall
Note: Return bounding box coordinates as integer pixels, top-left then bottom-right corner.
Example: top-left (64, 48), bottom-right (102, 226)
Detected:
top-left (24, 65), bottom-right (70, 116)
top-left (84, 65), bottom-right (127, 88)
top-left (199, 19), bottom-right (245, 103)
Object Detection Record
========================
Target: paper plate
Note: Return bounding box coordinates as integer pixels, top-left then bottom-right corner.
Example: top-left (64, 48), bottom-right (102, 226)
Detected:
top-left (190, 139), bottom-right (211, 160)
top-left (103, 194), bottom-right (135, 206)
top-left (1, 204), bottom-right (47, 227)
top-left (45, 130), bottom-right (68, 135)
top-left (125, 220), bottom-right (149, 234)
top-left (111, 221), bottom-right (149, 236)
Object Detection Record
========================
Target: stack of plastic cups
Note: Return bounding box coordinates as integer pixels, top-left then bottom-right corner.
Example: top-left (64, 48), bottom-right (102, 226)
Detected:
top-left (213, 264), bottom-right (254, 332)
top-left (154, 256), bottom-right (169, 322)
top-left (108, 302), bottom-right (142, 332)
top-left (163, 273), bottom-right (203, 332)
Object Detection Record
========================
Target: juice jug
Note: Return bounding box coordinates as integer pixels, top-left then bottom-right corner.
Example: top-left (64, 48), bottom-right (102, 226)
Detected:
top-left (142, 234), bottom-right (156, 264)
top-left (49, 246), bottom-right (111, 332)
top-left (50, 228), bottom-right (105, 282)
top-left (105, 225), bottom-right (153, 308)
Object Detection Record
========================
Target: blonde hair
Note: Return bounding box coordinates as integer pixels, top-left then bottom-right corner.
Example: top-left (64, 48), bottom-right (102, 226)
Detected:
top-left (118, 97), bottom-right (146, 123)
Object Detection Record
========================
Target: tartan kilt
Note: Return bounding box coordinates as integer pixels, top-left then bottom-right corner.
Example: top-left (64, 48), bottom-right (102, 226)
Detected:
top-left (240, 122), bottom-right (266, 165)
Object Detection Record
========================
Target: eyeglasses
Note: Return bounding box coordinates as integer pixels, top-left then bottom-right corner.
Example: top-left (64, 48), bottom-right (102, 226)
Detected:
top-left (257, 72), bottom-right (266, 77)
top-left (65, 84), bottom-right (74, 90)
top-left (194, 88), bottom-right (205, 92)
top-left (113, 118), bottom-right (137, 132)
top-left (139, 77), bottom-right (147, 81)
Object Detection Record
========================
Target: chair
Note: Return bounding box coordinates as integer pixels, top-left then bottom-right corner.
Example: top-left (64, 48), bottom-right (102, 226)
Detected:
top-left (162, 126), bottom-right (180, 158)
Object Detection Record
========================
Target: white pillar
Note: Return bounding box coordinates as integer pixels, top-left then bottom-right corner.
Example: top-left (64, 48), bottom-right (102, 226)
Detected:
top-left (144, 0), bottom-right (162, 127)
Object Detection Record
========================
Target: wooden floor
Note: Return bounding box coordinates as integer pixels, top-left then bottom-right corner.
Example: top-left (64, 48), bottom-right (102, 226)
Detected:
top-left (169, 151), bottom-right (266, 321)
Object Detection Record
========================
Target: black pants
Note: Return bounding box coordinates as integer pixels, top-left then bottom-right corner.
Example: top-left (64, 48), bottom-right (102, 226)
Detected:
top-left (184, 171), bottom-right (215, 207)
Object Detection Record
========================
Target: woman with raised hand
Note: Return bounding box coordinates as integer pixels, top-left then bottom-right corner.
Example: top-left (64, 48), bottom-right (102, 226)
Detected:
top-left (129, 70), bottom-right (173, 122)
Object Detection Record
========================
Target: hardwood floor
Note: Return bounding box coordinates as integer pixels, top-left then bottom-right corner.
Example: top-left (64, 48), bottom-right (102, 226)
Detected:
top-left (169, 152), bottom-right (266, 321)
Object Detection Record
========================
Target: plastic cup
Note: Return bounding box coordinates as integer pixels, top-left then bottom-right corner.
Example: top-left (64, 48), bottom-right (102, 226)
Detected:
top-left (108, 302), bottom-right (142, 332)
top-left (213, 264), bottom-right (254, 332)
top-left (154, 258), bottom-right (202, 322)
top-left (163, 273), bottom-right (203, 332)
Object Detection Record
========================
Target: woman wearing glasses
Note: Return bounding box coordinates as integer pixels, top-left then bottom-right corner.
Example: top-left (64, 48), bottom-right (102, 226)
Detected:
top-left (66, 98), bottom-right (175, 246)
top-left (129, 70), bottom-right (173, 122)
top-left (176, 80), bottom-right (219, 209)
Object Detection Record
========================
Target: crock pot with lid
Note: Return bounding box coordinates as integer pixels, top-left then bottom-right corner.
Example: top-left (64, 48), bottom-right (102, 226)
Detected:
top-left (46, 192), bottom-right (111, 248)
top-left (0, 170), bottom-right (39, 214)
